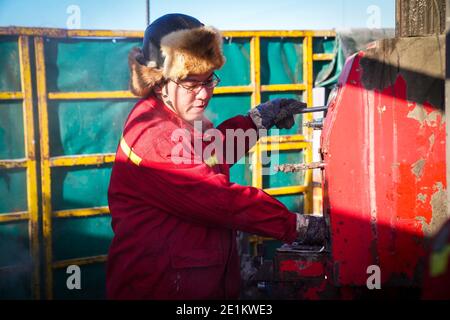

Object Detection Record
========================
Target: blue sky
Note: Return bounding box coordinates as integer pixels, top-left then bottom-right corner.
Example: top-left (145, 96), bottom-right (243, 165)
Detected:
top-left (0, 0), bottom-right (395, 30)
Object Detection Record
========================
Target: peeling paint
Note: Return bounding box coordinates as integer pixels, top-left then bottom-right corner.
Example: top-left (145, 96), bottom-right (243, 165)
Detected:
top-left (429, 183), bottom-right (449, 234)
top-left (425, 111), bottom-right (441, 127)
top-left (411, 158), bottom-right (426, 180)
top-left (429, 133), bottom-right (435, 148)
top-left (377, 105), bottom-right (386, 114)
top-left (418, 182), bottom-right (449, 236)
top-left (407, 105), bottom-right (428, 125)
top-left (416, 216), bottom-right (428, 233)
top-left (417, 193), bottom-right (427, 203)
top-left (406, 105), bottom-right (443, 127)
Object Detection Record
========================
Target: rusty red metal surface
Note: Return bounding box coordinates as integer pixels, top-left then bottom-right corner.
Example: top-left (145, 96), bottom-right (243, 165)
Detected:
top-left (321, 40), bottom-right (446, 288)
top-left (279, 260), bottom-right (325, 278)
top-left (274, 250), bottom-right (327, 281)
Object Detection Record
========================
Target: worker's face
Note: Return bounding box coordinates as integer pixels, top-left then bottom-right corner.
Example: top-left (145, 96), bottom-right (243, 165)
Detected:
top-left (160, 72), bottom-right (217, 124)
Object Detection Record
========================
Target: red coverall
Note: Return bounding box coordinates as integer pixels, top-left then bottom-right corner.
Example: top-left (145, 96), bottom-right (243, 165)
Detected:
top-left (106, 95), bottom-right (298, 299)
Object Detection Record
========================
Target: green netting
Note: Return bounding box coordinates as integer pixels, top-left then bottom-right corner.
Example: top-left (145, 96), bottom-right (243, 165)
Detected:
top-left (314, 61), bottom-right (334, 83)
top-left (0, 37), bottom-right (21, 92)
top-left (45, 38), bottom-right (140, 92)
top-left (206, 94), bottom-right (252, 186)
top-left (0, 169), bottom-right (27, 213)
top-left (315, 36), bottom-right (344, 88)
top-left (0, 267), bottom-right (31, 299)
top-left (261, 38), bottom-right (304, 85)
top-left (206, 94), bottom-right (251, 126)
top-left (262, 150), bottom-right (305, 189)
top-left (48, 100), bottom-right (135, 156)
top-left (217, 38), bottom-right (251, 86)
top-left (52, 215), bottom-right (113, 261)
top-left (51, 165), bottom-right (112, 211)
top-left (0, 101), bottom-right (25, 159)
top-left (0, 221), bottom-right (30, 267)
top-left (275, 193), bottom-right (304, 215)
top-left (313, 37), bottom-right (336, 54)
top-left (230, 155), bottom-right (252, 186)
top-left (53, 263), bottom-right (106, 299)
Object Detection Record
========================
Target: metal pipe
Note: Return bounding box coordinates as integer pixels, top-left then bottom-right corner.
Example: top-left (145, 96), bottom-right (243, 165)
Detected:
top-left (299, 106), bottom-right (328, 114)
top-left (275, 162), bottom-right (325, 173)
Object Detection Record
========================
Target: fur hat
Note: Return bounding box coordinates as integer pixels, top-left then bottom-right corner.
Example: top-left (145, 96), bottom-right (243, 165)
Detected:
top-left (129, 13), bottom-right (226, 97)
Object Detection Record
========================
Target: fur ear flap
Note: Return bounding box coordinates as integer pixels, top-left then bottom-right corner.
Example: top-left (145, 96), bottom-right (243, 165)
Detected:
top-left (128, 47), bottom-right (164, 97)
top-left (128, 26), bottom-right (226, 97)
top-left (160, 26), bottom-right (226, 80)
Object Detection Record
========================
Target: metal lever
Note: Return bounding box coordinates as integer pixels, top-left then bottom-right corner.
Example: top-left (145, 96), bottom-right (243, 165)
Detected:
top-left (274, 162), bottom-right (325, 172)
top-left (298, 106), bottom-right (328, 114)
top-left (304, 119), bottom-right (323, 130)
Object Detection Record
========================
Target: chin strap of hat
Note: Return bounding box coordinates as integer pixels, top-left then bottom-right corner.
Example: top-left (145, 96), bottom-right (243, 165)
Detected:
top-left (161, 84), bottom-right (175, 110)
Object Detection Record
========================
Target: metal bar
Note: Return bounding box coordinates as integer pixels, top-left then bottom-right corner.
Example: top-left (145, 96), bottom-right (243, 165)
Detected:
top-left (146, 0), bottom-right (150, 26)
top-left (222, 30), bottom-right (336, 38)
top-left (250, 36), bottom-right (261, 107)
top-left (0, 27), bottom-right (335, 39)
top-left (50, 154), bottom-right (115, 167)
top-left (214, 86), bottom-right (253, 94)
top-left (260, 84), bottom-right (307, 92)
top-left (259, 142), bottom-right (311, 152)
top-left (0, 27), bottom-right (143, 38)
top-left (53, 206), bottom-right (109, 218)
top-left (303, 35), bottom-right (314, 214)
top-left (252, 142), bottom-right (263, 189)
top-left (264, 185), bottom-right (307, 196)
top-left (48, 91), bottom-right (136, 100)
top-left (0, 159), bottom-right (28, 169)
top-left (275, 162), bottom-right (325, 173)
top-left (298, 106), bottom-right (328, 114)
top-left (258, 135), bottom-right (306, 144)
top-left (0, 92), bottom-right (23, 100)
top-left (19, 35), bottom-right (40, 300)
top-left (47, 87), bottom-right (255, 99)
top-left (304, 119), bottom-right (324, 130)
top-left (0, 211), bottom-right (29, 223)
top-left (53, 255), bottom-right (107, 269)
top-left (248, 235), bottom-right (275, 243)
top-left (35, 36), bottom-right (54, 300)
top-left (250, 36), bottom-right (263, 190)
top-left (313, 53), bottom-right (335, 61)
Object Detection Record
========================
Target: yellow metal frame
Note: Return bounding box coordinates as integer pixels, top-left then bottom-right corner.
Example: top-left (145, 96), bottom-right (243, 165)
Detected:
top-left (1, 27), bottom-right (335, 298)
top-left (0, 35), bottom-right (40, 299)
top-left (34, 36), bottom-right (114, 299)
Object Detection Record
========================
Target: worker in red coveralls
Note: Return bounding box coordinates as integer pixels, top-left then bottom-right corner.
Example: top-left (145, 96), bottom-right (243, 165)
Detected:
top-left (106, 13), bottom-right (326, 300)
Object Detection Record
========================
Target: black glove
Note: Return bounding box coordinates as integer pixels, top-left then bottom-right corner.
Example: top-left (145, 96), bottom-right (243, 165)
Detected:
top-left (294, 213), bottom-right (327, 246)
top-left (248, 98), bottom-right (307, 130)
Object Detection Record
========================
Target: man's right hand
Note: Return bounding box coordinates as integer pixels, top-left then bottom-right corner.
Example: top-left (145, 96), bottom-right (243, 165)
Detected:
top-left (294, 213), bottom-right (327, 246)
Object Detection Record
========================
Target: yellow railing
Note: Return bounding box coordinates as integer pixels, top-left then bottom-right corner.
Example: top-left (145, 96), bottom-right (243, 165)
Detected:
top-left (0, 35), bottom-right (40, 299)
top-left (0, 27), bottom-right (335, 299)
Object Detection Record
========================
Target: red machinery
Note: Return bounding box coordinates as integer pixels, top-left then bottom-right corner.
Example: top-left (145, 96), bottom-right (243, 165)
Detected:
top-left (269, 35), bottom-right (448, 299)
